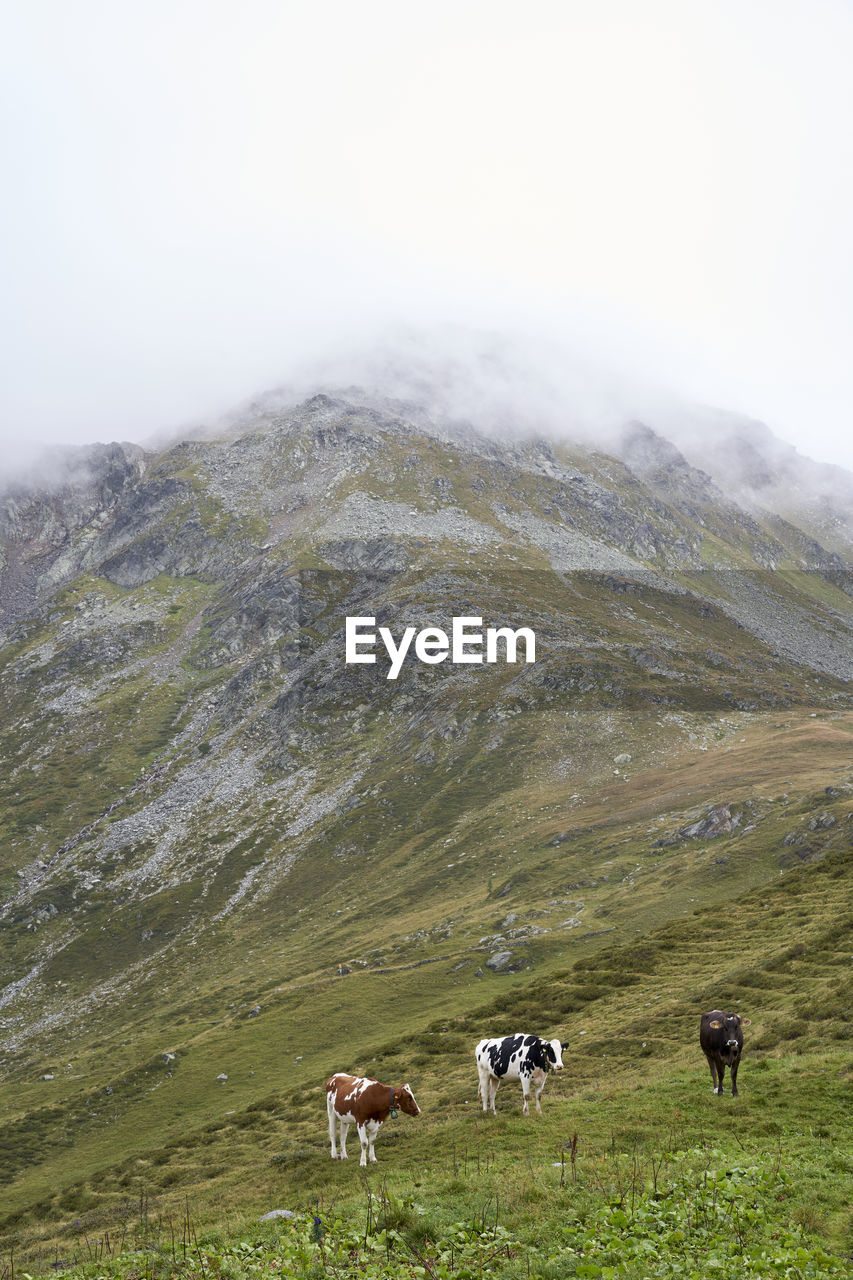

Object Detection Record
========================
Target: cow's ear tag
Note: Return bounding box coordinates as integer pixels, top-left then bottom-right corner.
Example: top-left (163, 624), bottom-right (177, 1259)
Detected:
top-left (709, 1020), bottom-right (723, 1029)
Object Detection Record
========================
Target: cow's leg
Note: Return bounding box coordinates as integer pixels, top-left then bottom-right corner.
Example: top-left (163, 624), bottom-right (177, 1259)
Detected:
top-left (706, 1054), bottom-right (720, 1095)
top-left (339, 1117), bottom-right (350, 1159)
top-left (534, 1075), bottom-right (547, 1114)
top-left (730, 1058), bottom-right (740, 1097)
top-left (489, 1077), bottom-right (499, 1114)
top-left (357, 1123), bottom-right (370, 1167)
top-left (328, 1098), bottom-right (338, 1158)
top-left (478, 1066), bottom-right (491, 1112)
top-left (520, 1077), bottom-right (531, 1116)
top-left (715, 1061), bottom-right (726, 1096)
top-left (367, 1120), bottom-right (380, 1163)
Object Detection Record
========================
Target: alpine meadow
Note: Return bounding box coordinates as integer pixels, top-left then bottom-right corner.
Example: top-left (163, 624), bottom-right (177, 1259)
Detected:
top-left (1, 389), bottom-right (851, 1279)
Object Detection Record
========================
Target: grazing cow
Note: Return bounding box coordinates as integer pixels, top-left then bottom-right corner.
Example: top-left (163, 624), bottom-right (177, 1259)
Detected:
top-left (326, 1073), bottom-right (420, 1166)
top-left (475, 1033), bottom-right (567, 1115)
top-left (700, 1010), bottom-right (752, 1097)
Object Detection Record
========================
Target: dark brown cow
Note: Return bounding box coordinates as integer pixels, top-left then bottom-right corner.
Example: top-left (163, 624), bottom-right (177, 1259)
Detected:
top-left (326, 1072), bottom-right (420, 1166)
top-left (700, 1010), bottom-right (752, 1096)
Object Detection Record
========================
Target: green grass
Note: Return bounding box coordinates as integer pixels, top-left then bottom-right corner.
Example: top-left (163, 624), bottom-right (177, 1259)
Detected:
top-left (4, 1056), bottom-right (851, 1277)
top-left (1, 844), bottom-right (850, 1272)
top-left (12, 1131), bottom-right (853, 1277)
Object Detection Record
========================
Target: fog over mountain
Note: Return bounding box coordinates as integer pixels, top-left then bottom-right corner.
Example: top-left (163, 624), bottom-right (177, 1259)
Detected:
top-left (5, 326), bottom-right (852, 565)
top-left (3, 3), bottom-right (853, 474)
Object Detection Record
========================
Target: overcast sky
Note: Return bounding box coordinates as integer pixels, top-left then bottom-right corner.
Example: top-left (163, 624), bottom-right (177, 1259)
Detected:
top-left (2, 0), bottom-right (852, 472)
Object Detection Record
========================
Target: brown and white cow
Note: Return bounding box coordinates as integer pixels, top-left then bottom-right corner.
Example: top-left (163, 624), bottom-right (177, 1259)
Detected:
top-left (700, 1010), bottom-right (752, 1097)
top-left (326, 1073), bottom-right (420, 1166)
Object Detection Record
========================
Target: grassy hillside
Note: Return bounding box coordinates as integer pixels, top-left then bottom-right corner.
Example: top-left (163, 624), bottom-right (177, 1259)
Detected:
top-left (1, 398), bottom-right (851, 1276)
top-left (2, 840), bottom-right (850, 1275)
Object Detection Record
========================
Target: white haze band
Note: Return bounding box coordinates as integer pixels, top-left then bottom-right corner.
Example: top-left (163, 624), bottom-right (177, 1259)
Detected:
top-left (345, 616), bottom-right (536, 680)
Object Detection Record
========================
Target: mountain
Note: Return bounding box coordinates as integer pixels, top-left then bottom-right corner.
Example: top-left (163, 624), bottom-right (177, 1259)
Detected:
top-left (666, 408), bottom-right (853, 561)
top-left (0, 390), bottom-right (851, 1262)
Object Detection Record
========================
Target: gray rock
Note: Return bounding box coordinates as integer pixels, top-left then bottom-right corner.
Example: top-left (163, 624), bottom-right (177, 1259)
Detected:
top-left (486, 951), bottom-right (513, 972)
top-left (260, 1209), bottom-right (296, 1221)
top-left (681, 804), bottom-right (734, 840)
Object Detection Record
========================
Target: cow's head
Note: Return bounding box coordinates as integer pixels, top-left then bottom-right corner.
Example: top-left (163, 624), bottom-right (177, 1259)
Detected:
top-left (708, 1013), bottom-right (751, 1052)
top-left (545, 1038), bottom-right (566, 1071)
top-left (394, 1084), bottom-right (421, 1117)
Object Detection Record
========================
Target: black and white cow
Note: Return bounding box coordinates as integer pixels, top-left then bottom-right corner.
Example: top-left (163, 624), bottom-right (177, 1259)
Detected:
top-left (475, 1033), bottom-right (567, 1115)
top-left (700, 1010), bottom-right (752, 1097)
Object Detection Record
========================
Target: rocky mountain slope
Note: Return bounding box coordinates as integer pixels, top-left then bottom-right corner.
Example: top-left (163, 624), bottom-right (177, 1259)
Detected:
top-left (0, 390), bottom-right (851, 1236)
